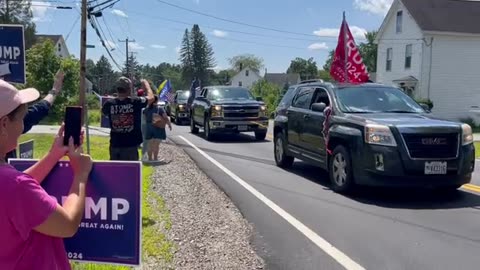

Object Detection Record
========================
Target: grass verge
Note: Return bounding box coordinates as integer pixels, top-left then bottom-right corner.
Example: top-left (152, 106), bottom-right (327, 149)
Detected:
top-left (475, 142), bottom-right (480, 159)
top-left (18, 134), bottom-right (174, 269)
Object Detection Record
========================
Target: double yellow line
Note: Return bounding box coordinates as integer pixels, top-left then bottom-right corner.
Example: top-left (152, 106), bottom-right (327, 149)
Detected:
top-left (463, 184), bottom-right (480, 193)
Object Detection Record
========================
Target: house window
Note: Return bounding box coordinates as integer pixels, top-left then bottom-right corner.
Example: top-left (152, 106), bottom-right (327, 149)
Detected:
top-left (405, 44), bottom-right (412, 69)
top-left (396, 11), bottom-right (403, 33)
top-left (239, 81), bottom-right (242, 87)
top-left (245, 70), bottom-right (249, 76)
top-left (386, 48), bottom-right (393, 71)
top-left (58, 43), bottom-right (61, 52)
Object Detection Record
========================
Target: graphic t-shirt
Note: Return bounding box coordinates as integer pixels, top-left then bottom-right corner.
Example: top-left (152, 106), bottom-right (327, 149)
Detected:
top-left (0, 165), bottom-right (70, 270)
top-left (102, 97), bottom-right (148, 147)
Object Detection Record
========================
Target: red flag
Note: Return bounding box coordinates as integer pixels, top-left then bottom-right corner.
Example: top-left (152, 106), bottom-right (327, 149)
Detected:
top-left (330, 15), bottom-right (369, 83)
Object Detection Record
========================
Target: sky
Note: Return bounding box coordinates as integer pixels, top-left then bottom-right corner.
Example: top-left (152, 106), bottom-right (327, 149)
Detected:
top-left (31, 0), bottom-right (393, 73)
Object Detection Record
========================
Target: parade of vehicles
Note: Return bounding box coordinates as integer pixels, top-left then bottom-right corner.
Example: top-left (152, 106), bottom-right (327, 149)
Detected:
top-left (189, 86), bottom-right (269, 141)
top-left (273, 81), bottom-right (475, 193)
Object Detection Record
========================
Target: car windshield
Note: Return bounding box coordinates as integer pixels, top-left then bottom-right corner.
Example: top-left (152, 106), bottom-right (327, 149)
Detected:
top-left (177, 91), bottom-right (190, 101)
top-left (335, 86), bottom-right (425, 113)
top-left (208, 87), bottom-right (254, 101)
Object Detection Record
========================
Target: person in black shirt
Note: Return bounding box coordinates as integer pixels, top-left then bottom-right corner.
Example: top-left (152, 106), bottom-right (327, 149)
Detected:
top-left (5, 71), bottom-right (65, 161)
top-left (102, 77), bottom-right (154, 161)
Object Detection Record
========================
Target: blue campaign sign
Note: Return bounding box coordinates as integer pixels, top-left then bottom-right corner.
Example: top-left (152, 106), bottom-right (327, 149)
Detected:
top-left (9, 159), bottom-right (142, 266)
top-left (0, 24), bottom-right (25, 84)
top-left (18, 140), bottom-right (34, 159)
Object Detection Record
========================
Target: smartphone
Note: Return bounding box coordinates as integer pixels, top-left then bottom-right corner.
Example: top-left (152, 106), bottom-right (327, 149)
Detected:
top-left (63, 106), bottom-right (82, 146)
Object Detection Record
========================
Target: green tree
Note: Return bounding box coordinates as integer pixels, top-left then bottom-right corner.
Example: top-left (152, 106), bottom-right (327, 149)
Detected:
top-left (318, 70), bottom-right (332, 82)
top-left (251, 79), bottom-right (281, 117)
top-left (123, 54), bottom-right (141, 86)
top-left (228, 54), bottom-right (263, 72)
top-left (323, 50), bottom-right (334, 71)
top-left (358, 31), bottom-right (378, 73)
top-left (179, 29), bottom-right (194, 83)
top-left (94, 55), bottom-right (116, 94)
top-left (287, 57), bottom-right (318, 81)
top-left (211, 69), bottom-right (235, 85)
top-left (0, 0), bottom-right (37, 48)
top-left (25, 40), bottom-right (80, 118)
top-left (190, 24), bottom-right (215, 84)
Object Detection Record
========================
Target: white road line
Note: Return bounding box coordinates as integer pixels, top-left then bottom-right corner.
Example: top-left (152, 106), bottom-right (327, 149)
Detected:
top-left (178, 135), bottom-right (365, 270)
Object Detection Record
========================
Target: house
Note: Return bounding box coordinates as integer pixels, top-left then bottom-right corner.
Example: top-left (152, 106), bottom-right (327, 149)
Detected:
top-left (230, 67), bottom-right (262, 89)
top-left (264, 72), bottom-right (301, 89)
top-left (375, 0), bottom-right (480, 122)
top-left (36, 34), bottom-right (70, 58)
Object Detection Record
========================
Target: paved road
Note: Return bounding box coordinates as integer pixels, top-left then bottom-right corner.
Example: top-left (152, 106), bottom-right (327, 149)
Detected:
top-left (168, 123), bottom-right (480, 270)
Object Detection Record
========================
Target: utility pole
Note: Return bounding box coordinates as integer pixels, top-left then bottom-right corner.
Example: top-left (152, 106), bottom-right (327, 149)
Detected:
top-left (79, 0), bottom-right (90, 154)
top-left (118, 38), bottom-right (135, 78)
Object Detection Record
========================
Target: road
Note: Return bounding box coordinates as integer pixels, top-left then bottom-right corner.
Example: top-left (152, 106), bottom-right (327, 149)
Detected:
top-left (168, 123), bottom-right (480, 270)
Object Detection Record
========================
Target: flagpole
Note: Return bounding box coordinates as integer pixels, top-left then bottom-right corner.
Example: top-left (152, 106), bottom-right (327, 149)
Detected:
top-left (343, 11), bottom-right (349, 83)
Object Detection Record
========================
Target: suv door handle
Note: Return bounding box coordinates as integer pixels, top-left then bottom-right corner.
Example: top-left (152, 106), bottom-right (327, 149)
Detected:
top-left (303, 114), bottom-right (310, 120)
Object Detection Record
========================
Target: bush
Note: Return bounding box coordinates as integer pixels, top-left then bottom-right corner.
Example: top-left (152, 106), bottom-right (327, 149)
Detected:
top-left (69, 94), bottom-right (101, 110)
top-left (88, 109), bottom-right (101, 126)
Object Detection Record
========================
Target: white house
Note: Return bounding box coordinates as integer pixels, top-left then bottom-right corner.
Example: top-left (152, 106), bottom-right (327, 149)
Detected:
top-left (375, 0), bottom-right (480, 122)
top-left (36, 34), bottom-right (70, 58)
top-left (230, 67), bottom-right (262, 89)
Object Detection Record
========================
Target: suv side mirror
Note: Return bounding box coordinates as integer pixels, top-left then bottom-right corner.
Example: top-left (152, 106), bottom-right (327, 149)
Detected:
top-left (420, 103), bottom-right (431, 112)
top-left (311, 102), bottom-right (327, 113)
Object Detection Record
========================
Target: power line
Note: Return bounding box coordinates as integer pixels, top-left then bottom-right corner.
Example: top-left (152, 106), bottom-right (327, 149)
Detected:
top-left (88, 15), bottom-right (123, 70)
top-left (154, 0), bottom-right (319, 37)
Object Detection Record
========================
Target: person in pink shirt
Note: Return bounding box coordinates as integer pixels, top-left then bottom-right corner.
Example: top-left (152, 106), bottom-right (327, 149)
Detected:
top-left (0, 80), bottom-right (93, 270)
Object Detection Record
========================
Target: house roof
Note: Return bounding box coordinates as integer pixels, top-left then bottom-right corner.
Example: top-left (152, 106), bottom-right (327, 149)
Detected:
top-left (402, 0), bottom-right (480, 34)
top-left (264, 73), bottom-right (300, 86)
top-left (36, 34), bottom-right (63, 44)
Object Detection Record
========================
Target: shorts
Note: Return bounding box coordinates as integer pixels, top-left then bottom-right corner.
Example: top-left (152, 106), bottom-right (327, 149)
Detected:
top-left (109, 146), bottom-right (139, 161)
top-left (145, 125), bottom-right (166, 140)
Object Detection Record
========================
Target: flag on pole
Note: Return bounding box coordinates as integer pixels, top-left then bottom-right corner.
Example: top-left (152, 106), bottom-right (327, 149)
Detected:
top-left (158, 80), bottom-right (174, 102)
top-left (330, 12), bottom-right (369, 83)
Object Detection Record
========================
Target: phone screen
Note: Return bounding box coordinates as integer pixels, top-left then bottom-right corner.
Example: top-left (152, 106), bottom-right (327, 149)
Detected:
top-left (63, 106), bottom-right (82, 146)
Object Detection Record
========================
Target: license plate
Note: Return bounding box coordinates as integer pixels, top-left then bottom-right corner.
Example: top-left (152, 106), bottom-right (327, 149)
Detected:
top-left (424, 161), bottom-right (447, 175)
top-left (238, 125), bottom-right (248, 131)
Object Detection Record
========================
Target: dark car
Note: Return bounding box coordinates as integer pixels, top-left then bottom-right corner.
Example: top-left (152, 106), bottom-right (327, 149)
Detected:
top-left (190, 86), bottom-right (269, 141)
top-left (273, 82), bottom-right (475, 193)
top-left (168, 90), bottom-right (190, 124)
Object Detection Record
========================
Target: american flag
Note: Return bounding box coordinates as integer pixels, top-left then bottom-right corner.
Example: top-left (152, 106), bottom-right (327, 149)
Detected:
top-left (158, 80), bottom-right (174, 103)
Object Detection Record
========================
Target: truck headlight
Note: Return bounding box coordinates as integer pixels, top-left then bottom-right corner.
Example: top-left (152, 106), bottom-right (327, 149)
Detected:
top-left (211, 105), bottom-right (222, 117)
top-left (462, 123), bottom-right (473, 145)
top-left (259, 105), bottom-right (266, 117)
top-left (178, 104), bottom-right (185, 111)
top-left (365, 124), bottom-right (397, 147)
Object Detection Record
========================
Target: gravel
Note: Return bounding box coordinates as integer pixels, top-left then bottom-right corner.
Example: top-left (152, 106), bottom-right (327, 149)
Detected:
top-left (145, 140), bottom-right (265, 270)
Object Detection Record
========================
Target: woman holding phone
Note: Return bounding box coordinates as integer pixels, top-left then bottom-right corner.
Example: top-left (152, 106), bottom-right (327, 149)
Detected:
top-left (0, 80), bottom-right (92, 269)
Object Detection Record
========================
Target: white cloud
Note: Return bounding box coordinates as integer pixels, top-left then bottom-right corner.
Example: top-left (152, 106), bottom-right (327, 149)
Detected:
top-left (111, 9), bottom-right (128, 18)
top-left (308, 42), bottom-right (329, 51)
top-left (175, 46), bottom-right (181, 54)
top-left (151, 44), bottom-right (167, 49)
top-left (212, 30), bottom-right (228, 38)
top-left (313, 26), bottom-right (367, 39)
top-left (213, 65), bottom-right (222, 71)
top-left (104, 40), bottom-right (117, 50)
top-left (128, 42), bottom-right (145, 50)
top-left (353, 0), bottom-right (393, 16)
top-left (31, 1), bottom-right (52, 22)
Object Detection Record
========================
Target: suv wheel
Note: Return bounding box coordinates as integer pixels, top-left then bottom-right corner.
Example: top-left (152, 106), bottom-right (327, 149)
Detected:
top-left (274, 133), bottom-right (294, 168)
top-left (329, 145), bottom-right (355, 193)
top-left (204, 117), bottom-right (214, 141)
top-left (255, 131), bottom-right (267, 141)
top-left (190, 116), bottom-right (199, 134)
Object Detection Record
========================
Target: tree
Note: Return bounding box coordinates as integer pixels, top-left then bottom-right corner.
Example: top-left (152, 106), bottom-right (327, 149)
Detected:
top-left (95, 55), bottom-right (116, 94)
top-left (179, 29), bottom-right (194, 83)
top-left (25, 40), bottom-right (80, 118)
top-left (190, 24), bottom-right (215, 84)
top-left (358, 31), bottom-right (378, 73)
top-left (323, 50), bottom-right (334, 71)
top-left (287, 57), bottom-right (318, 81)
top-left (0, 0), bottom-right (37, 48)
top-left (251, 79), bottom-right (281, 117)
top-left (122, 54), bottom-right (141, 86)
top-left (318, 70), bottom-right (332, 82)
top-left (210, 69), bottom-right (235, 85)
top-left (228, 54), bottom-right (263, 72)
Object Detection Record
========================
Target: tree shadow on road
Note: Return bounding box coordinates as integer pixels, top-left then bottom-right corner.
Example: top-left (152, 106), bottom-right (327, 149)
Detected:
top-left (287, 161), bottom-right (480, 210)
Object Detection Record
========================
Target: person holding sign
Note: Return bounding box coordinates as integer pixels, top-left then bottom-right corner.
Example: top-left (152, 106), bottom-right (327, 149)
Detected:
top-left (143, 95), bottom-right (172, 162)
top-left (0, 80), bottom-right (93, 269)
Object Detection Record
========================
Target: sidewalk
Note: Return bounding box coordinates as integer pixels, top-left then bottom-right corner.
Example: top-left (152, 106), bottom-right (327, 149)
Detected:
top-left (29, 125), bottom-right (110, 137)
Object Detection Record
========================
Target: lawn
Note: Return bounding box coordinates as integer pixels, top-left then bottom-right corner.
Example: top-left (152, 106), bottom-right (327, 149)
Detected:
top-left (475, 142), bottom-right (480, 159)
top-left (18, 134), bottom-right (173, 270)
top-left (40, 109), bottom-right (101, 127)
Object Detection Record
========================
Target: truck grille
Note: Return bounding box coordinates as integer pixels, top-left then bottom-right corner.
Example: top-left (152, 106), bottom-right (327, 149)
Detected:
top-left (222, 105), bottom-right (259, 118)
top-left (401, 133), bottom-right (459, 159)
